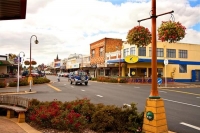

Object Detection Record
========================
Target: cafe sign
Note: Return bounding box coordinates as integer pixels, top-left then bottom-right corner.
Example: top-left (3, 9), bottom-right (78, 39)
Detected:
top-left (125, 55), bottom-right (139, 63)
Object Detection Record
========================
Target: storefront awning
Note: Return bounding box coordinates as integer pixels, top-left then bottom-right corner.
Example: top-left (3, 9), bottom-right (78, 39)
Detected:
top-left (0, 0), bottom-right (27, 20)
top-left (107, 59), bottom-right (125, 63)
top-left (107, 58), bottom-right (200, 65)
top-left (0, 60), bottom-right (12, 66)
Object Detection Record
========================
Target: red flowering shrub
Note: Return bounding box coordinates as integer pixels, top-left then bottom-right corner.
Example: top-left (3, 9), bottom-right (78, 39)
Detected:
top-left (51, 110), bottom-right (87, 131)
top-left (158, 21), bottom-right (186, 43)
top-left (26, 98), bottom-right (144, 133)
top-left (26, 99), bottom-right (92, 132)
top-left (0, 81), bottom-right (6, 88)
top-left (126, 26), bottom-right (152, 47)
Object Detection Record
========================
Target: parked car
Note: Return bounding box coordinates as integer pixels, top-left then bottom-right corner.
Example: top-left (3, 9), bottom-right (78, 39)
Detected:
top-left (69, 71), bottom-right (88, 85)
top-left (62, 72), bottom-right (69, 77)
top-left (22, 70), bottom-right (40, 77)
top-left (57, 72), bottom-right (69, 77)
top-left (37, 70), bottom-right (45, 77)
top-left (42, 71), bottom-right (52, 75)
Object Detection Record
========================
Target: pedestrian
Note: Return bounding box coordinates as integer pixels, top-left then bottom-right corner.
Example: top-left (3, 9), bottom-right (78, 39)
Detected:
top-left (57, 75), bottom-right (60, 82)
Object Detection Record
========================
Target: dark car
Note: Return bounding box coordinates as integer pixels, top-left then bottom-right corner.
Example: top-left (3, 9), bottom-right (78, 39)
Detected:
top-left (37, 70), bottom-right (45, 77)
top-left (22, 71), bottom-right (29, 77)
top-left (22, 70), bottom-right (41, 77)
top-left (69, 71), bottom-right (88, 85)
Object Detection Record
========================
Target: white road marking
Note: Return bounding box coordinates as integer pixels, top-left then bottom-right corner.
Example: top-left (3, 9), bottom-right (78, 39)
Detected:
top-left (197, 97), bottom-right (200, 98)
top-left (134, 87), bottom-right (140, 88)
top-left (71, 86), bottom-right (74, 88)
top-left (159, 91), bottom-right (167, 93)
top-left (123, 103), bottom-right (131, 107)
top-left (64, 84), bottom-right (66, 85)
top-left (180, 122), bottom-right (200, 131)
top-left (81, 89), bottom-right (85, 91)
top-left (163, 99), bottom-right (200, 108)
top-left (96, 95), bottom-right (103, 97)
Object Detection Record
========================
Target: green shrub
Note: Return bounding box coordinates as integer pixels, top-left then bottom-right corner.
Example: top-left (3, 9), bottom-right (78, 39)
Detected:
top-left (33, 77), bottom-right (50, 84)
top-left (8, 77), bottom-right (50, 87)
top-left (26, 98), bottom-right (143, 133)
top-left (0, 82), bottom-right (6, 88)
top-left (26, 99), bottom-right (89, 132)
top-left (119, 77), bottom-right (128, 83)
top-left (19, 78), bottom-right (29, 86)
top-left (9, 82), bottom-right (17, 87)
top-left (91, 78), bottom-right (97, 81)
top-left (90, 105), bottom-right (124, 132)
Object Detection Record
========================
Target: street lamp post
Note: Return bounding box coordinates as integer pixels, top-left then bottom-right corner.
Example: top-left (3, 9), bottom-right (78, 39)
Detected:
top-left (78, 54), bottom-right (83, 70)
top-left (28, 35), bottom-right (39, 91)
top-left (17, 52), bottom-right (25, 93)
top-left (116, 46), bottom-right (121, 77)
top-left (137, 0), bottom-right (173, 132)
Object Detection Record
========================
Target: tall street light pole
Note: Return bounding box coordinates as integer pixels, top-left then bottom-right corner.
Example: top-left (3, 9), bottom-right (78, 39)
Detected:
top-left (17, 52), bottom-right (25, 93)
top-left (116, 46), bottom-right (121, 77)
top-left (137, 0), bottom-right (174, 132)
top-left (28, 35), bottom-right (39, 91)
top-left (78, 54), bottom-right (83, 70)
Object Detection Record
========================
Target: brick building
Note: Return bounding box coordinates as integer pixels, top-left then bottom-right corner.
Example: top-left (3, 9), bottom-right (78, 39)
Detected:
top-left (90, 38), bottom-right (123, 77)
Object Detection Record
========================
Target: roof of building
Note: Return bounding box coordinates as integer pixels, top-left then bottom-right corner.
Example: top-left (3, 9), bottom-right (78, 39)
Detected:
top-left (0, 0), bottom-right (27, 20)
top-left (0, 60), bottom-right (12, 66)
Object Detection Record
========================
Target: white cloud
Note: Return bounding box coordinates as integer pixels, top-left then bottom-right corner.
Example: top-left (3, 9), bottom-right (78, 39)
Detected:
top-left (0, 0), bottom-right (200, 65)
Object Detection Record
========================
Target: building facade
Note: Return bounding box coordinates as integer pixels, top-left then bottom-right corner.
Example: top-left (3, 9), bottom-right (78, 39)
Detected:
top-left (107, 41), bottom-right (200, 82)
top-left (90, 37), bottom-right (123, 78)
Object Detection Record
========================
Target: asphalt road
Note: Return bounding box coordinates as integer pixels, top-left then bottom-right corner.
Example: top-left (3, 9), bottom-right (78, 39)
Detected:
top-left (5, 75), bottom-right (200, 133)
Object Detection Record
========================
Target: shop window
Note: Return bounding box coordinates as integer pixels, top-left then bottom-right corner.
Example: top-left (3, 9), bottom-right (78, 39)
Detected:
top-left (105, 69), bottom-right (110, 76)
top-left (91, 49), bottom-right (95, 58)
top-left (149, 47), bottom-right (164, 57)
top-left (123, 48), bottom-right (129, 57)
top-left (157, 48), bottom-right (164, 57)
top-left (99, 47), bottom-right (104, 56)
top-left (149, 47), bottom-right (151, 57)
top-left (179, 64), bottom-right (187, 73)
top-left (138, 47), bottom-right (146, 56)
top-left (167, 49), bottom-right (176, 58)
top-left (157, 68), bottom-right (163, 77)
top-left (179, 50), bottom-right (187, 58)
top-left (99, 69), bottom-right (104, 76)
top-left (130, 47), bottom-right (135, 55)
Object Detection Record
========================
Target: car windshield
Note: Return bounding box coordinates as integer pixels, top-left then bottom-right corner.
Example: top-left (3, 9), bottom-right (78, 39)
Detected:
top-left (78, 71), bottom-right (87, 75)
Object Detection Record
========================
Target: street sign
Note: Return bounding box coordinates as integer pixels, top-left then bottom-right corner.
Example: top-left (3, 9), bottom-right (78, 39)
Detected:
top-left (157, 78), bottom-right (162, 85)
top-left (164, 59), bottom-right (168, 65)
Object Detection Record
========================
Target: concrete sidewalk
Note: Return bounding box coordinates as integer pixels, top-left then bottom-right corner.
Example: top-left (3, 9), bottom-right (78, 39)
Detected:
top-left (0, 116), bottom-right (41, 133)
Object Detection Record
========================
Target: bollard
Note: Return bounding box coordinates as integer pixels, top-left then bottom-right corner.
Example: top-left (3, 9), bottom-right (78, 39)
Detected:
top-left (29, 80), bottom-right (32, 92)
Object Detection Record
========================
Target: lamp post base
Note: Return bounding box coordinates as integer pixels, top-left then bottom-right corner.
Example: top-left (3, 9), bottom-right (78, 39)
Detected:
top-left (149, 96), bottom-right (161, 99)
top-left (142, 98), bottom-right (168, 133)
top-left (28, 76), bottom-right (33, 85)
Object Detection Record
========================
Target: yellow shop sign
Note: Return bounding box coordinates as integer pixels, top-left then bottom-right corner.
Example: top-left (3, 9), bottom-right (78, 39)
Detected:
top-left (125, 55), bottom-right (139, 63)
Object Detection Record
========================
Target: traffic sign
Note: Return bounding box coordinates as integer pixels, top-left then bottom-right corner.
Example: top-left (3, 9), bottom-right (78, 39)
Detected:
top-left (164, 59), bottom-right (168, 65)
top-left (157, 78), bottom-right (162, 85)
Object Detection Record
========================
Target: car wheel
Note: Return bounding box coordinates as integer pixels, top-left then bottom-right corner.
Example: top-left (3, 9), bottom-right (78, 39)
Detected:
top-left (70, 81), bottom-right (72, 84)
top-left (75, 82), bottom-right (77, 85)
top-left (85, 82), bottom-right (88, 86)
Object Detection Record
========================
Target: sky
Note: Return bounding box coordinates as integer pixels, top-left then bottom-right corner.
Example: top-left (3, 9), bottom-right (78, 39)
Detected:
top-left (0, 0), bottom-right (200, 65)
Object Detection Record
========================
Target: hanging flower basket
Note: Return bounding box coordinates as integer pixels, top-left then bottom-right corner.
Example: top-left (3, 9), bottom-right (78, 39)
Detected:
top-left (31, 61), bottom-right (37, 65)
top-left (24, 60), bottom-right (30, 65)
top-left (158, 21), bottom-right (186, 43)
top-left (126, 26), bottom-right (152, 47)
